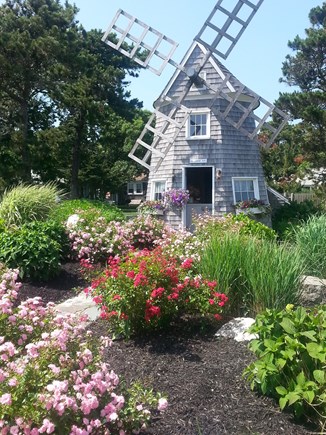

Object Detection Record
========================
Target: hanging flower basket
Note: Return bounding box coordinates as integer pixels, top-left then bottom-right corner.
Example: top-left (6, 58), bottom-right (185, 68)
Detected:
top-left (162, 189), bottom-right (190, 210)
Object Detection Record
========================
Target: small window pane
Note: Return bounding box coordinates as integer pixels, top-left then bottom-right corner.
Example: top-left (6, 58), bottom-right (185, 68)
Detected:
top-left (136, 183), bottom-right (142, 193)
top-left (233, 179), bottom-right (257, 202)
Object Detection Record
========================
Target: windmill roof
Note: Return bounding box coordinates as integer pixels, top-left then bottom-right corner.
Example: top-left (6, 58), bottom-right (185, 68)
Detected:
top-left (154, 41), bottom-right (256, 109)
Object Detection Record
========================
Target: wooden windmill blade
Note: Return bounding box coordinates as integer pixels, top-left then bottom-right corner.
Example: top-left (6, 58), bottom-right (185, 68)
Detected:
top-left (102, 0), bottom-right (289, 172)
top-left (194, 0), bottom-right (265, 60)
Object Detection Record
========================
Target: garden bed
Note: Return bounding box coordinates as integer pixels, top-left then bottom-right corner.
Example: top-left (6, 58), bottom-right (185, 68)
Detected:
top-left (17, 266), bottom-right (316, 435)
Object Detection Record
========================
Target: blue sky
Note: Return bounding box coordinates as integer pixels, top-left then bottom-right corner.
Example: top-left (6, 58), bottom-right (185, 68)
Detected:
top-left (70, 0), bottom-right (318, 110)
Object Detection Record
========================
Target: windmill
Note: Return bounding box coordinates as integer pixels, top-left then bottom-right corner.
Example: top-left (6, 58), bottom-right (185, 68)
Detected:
top-left (102, 0), bottom-right (289, 228)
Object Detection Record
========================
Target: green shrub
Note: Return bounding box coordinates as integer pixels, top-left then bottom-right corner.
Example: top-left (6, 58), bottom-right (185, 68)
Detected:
top-left (50, 199), bottom-right (124, 225)
top-left (244, 305), bottom-right (326, 430)
top-left (194, 212), bottom-right (276, 242)
top-left (0, 183), bottom-right (65, 227)
top-left (0, 223), bottom-right (62, 281)
top-left (293, 214), bottom-right (326, 278)
top-left (272, 200), bottom-right (322, 240)
top-left (199, 232), bottom-right (304, 316)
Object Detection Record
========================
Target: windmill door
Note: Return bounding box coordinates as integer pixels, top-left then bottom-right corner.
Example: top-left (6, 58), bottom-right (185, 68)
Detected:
top-left (184, 167), bottom-right (214, 229)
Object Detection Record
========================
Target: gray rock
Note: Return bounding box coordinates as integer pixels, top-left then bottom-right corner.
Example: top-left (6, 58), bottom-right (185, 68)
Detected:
top-left (215, 317), bottom-right (258, 342)
top-left (300, 276), bottom-right (326, 306)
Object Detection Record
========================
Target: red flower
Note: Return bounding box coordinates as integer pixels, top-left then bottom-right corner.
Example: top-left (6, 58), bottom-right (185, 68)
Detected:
top-left (113, 294), bottom-right (121, 300)
top-left (208, 299), bottom-right (215, 305)
top-left (126, 270), bottom-right (135, 279)
top-left (120, 313), bottom-right (128, 320)
top-left (214, 313), bottom-right (222, 321)
top-left (93, 295), bottom-right (103, 304)
top-left (181, 258), bottom-right (193, 269)
top-left (145, 305), bottom-right (161, 322)
top-left (151, 287), bottom-right (165, 298)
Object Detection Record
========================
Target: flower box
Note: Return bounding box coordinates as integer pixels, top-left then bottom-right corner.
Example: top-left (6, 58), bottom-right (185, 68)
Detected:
top-left (236, 207), bottom-right (264, 215)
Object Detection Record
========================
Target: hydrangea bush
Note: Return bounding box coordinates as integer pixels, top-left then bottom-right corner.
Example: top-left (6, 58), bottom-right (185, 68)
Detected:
top-left (86, 247), bottom-right (228, 338)
top-left (0, 264), bottom-right (167, 434)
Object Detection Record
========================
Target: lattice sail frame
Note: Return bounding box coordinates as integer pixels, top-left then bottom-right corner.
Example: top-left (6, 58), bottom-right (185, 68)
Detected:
top-left (102, 0), bottom-right (289, 170)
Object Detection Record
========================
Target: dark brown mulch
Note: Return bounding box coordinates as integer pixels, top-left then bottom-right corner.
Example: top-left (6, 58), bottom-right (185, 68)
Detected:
top-left (16, 261), bottom-right (86, 306)
top-left (16, 263), bottom-right (318, 435)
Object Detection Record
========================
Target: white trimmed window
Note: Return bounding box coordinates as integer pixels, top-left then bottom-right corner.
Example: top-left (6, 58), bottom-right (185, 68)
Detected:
top-left (190, 71), bottom-right (207, 91)
top-left (232, 177), bottom-right (259, 203)
top-left (186, 109), bottom-right (210, 139)
top-left (127, 182), bottom-right (144, 195)
top-left (151, 180), bottom-right (166, 200)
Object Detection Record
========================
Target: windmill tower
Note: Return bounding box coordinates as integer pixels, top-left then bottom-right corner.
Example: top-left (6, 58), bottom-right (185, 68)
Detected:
top-left (102, 0), bottom-right (289, 229)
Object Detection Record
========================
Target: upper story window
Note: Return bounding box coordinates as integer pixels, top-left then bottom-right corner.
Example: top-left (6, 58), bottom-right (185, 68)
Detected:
top-left (190, 71), bottom-right (207, 91)
top-left (186, 109), bottom-right (210, 140)
top-left (232, 177), bottom-right (259, 203)
top-left (151, 180), bottom-right (166, 200)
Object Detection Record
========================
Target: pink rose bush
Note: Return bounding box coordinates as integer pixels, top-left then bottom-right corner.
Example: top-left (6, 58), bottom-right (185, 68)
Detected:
top-left (86, 247), bottom-right (228, 338)
top-left (0, 264), bottom-right (167, 434)
top-left (67, 215), bottom-right (170, 264)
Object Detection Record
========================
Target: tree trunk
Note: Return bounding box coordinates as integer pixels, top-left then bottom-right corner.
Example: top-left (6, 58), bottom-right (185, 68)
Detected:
top-left (70, 113), bottom-right (85, 199)
top-left (21, 100), bottom-right (31, 182)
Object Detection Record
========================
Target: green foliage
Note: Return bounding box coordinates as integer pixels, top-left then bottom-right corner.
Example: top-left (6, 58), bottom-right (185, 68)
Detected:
top-left (272, 200), bottom-right (322, 240)
top-left (0, 183), bottom-right (65, 228)
top-left (293, 214), bottom-right (326, 278)
top-left (50, 199), bottom-right (125, 225)
top-left (0, 223), bottom-right (62, 281)
top-left (194, 212), bottom-right (276, 242)
top-left (244, 305), bottom-right (326, 430)
top-left (199, 232), bottom-right (304, 316)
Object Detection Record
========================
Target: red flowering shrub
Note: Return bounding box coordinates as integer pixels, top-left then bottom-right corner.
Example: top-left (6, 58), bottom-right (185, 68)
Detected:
top-left (86, 247), bottom-right (228, 337)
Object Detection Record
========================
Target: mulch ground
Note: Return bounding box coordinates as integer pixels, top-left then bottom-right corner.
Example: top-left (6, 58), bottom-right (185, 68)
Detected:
top-left (18, 262), bottom-right (318, 435)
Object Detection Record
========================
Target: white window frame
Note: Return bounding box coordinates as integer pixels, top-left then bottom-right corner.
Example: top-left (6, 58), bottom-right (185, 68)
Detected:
top-left (151, 180), bottom-right (166, 201)
top-left (127, 182), bottom-right (144, 196)
top-left (232, 177), bottom-right (259, 204)
top-left (186, 109), bottom-right (211, 140)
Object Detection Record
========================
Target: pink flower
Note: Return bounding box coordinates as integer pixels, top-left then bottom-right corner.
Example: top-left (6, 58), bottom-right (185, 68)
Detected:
top-left (39, 419), bottom-right (55, 434)
top-left (157, 397), bottom-right (168, 411)
top-left (0, 393), bottom-right (12, 405)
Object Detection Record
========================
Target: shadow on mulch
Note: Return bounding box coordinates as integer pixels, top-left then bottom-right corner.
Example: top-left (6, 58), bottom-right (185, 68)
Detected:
top-left (16, 261), bottom-right (86, 306)
top-left (91, 318), bottom-right (318, 435)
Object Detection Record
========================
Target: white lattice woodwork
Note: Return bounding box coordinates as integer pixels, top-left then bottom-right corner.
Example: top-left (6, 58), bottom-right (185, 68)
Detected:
top-left (101, 9), bottom-right (179, 76)
top-left (195, 0), bottom-right (264, 60)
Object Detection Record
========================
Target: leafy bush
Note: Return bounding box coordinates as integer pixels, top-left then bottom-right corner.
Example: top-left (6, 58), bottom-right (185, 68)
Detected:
top-left (194, 212), bottom-right (276, 242)
top-left (293, 214), bottom-right (326, 278)
top-left (272, 200), bottom-right (322, 240)
top-left (0, 183), bottom-right (65, 227)
top-left (0, 223), bottom-right (62, 280)
top-left (87, 247), bottom-right (228, 338)
top-left (244, 305), bottom-right (326, 430)
top-left (0, 266), bottom-right (167, 434)
top-left (199, 232), bottom-right (304, 316)
top-left (50, 199), bottom-right (124, 225)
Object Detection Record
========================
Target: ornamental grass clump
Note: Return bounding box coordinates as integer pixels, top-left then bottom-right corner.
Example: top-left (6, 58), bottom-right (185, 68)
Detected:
top-left (244, 305), bottom-right (326, 431)
top-left (199, 232), bottom-right (304, 317)
top-left (87, 247), bottom-right (228, 338)
top-left (0, 264), bottom-right (167, 434)
top-left (293, 214), bottom-right (326, 278)
top-left (0, 183), bottom-right (65, 228)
